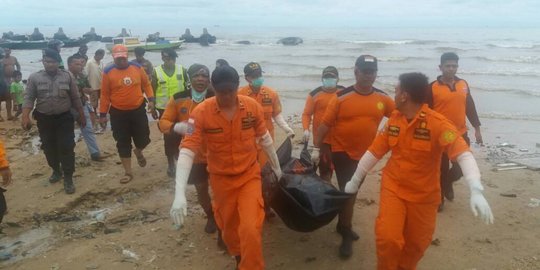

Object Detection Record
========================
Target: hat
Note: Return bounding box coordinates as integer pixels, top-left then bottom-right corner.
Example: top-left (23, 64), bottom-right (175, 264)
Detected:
top-left (112, 45), bottom-right (128, 59)
top-left (243, 62), bottom-right (263, 77)
top-left (355, 55), bottom-right (378, 71)
top-left (322, 66), bottom-right (338, 78)
top-left (42, 48), bottom-right (62, 63)
top-left (188, 64), bottom-right (210, 79)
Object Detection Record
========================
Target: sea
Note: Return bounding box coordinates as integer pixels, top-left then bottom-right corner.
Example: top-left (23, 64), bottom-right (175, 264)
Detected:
top-left (4, 26), bottom-right (540, 154)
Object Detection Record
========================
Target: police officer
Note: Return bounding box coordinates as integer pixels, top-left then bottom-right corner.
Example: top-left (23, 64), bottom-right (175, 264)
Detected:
top-left (22, 48), bottom-right (85, 194)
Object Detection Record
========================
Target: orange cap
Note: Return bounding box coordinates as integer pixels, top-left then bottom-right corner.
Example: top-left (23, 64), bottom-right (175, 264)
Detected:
top-left (112, 44), bottom-right (128, 59)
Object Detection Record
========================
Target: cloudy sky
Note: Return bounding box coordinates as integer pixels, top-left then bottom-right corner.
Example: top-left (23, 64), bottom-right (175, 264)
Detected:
top-left (1, 0), bottom-right (539, 35)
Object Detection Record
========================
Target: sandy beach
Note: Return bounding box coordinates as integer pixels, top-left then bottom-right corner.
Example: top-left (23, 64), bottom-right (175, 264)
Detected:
top-left (0, 117), bottom-right (539, 270)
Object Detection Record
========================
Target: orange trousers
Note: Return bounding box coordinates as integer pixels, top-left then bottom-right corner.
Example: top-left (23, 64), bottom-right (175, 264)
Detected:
top-left (210, 164), bottom-right (265, 270)
top-left (375, 188), bottom-right (439, 270)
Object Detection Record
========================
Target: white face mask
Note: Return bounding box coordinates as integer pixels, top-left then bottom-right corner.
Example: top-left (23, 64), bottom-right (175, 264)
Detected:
top-left (322, 78), bottom-right (338, 89)
top-left (192, 88), bottom-right (208, 103)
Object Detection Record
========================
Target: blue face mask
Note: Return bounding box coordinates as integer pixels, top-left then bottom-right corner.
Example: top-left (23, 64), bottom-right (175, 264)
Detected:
top-left (192, 88), bottom-right (207, 103)
top-left (322, 78), bottom-right (338, 89)
top-left (251, 77), bottom-right (264, 88)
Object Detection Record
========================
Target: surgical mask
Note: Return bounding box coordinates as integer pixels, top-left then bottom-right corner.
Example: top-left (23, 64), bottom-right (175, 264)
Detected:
top-left (251, 77), bottom-right (264, 88)
top-left (322, 78), bottom-right (338, 89)
top-left (192, 88), bottom-right (207, 103)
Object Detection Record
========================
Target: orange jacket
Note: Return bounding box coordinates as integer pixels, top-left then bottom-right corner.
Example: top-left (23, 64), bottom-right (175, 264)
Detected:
top-left (0, 140), bottom-right (9, 169)
top-left (238, 85), bottom-right (281, 138)
top-left (302, 86), bottom-right (345, 144)
top-left (427, 76), bottom-right (481, 134)
top-left (368, 104), bottom-right (470, 204)
top-left (181, 96), bottom-right (268, 176)
top-left (100, 62), bottom-right (154, 114)
top-left (322, 86), bottom-right (395, 160)
top-left (158, 91), bottom-right (213, 164)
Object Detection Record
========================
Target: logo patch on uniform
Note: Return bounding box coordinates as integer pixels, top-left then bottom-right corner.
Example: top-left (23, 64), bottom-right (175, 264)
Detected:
top-left (180, 107), bottom-right (188, 114)
top-left (388, 125), bottom-right (400, 137)
top-left (241, 112), bottom-right (256, 129)
top-left (442, 130), bottom-right (457, 143)
top-left (205, 128), bottom-right (223, 134)
top-left (123, 76), bottom-right (133, 86)
top-left (262, 98), bottom-right (272, 105)
top-left (377, 101), bottom-right (384, 111)
top-left (413, 128), bottom-right (431, 141)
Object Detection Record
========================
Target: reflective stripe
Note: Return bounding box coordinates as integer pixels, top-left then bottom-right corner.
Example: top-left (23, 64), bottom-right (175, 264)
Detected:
top-left (155, 65), bottom-right (186, 109)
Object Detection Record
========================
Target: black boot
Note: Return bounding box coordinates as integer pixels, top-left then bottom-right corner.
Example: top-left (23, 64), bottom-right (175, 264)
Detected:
top-left (443, 180), bottom-right (454, 201)
top-left (336, 224), bottom-right (359, 241)
top-left (48, 170), bottom-right (62, 184)
top-left (63, 176), bottom-right (75, 194)
top-left (217, 229), bottom-right (227, 250)
top-left (339, 231), bottom-right (354, 259)
top-left (205, 216), bottom-right (217, 234)
top-left (167, 157), bottom-right (176, 178)
top-left (235, 255), bottom-right (241, 269)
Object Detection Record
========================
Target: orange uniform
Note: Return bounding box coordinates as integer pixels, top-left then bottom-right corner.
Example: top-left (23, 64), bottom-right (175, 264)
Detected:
top-left (158, 91), bottom-right (208, 164)
top-left (181, 95), bottom-right (267, 270)
top-left (322, 86), bottom-right (395, 160)
top-left (238, 85), bottom-right (282, 138)
top-left (302, 86), bottom-right (344, 144)
top-left (0, 140), bottom-right (9, 169)
top-left (99, 62), bottom-right (153, 113)
top-left (367, 104), bottom-right (470, 270)
top-left (428, 76), bottom-right (481, 135)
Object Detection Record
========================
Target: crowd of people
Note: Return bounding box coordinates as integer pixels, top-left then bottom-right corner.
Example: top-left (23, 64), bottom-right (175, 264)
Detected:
top-left (0, 42), bottom-right (495, 270)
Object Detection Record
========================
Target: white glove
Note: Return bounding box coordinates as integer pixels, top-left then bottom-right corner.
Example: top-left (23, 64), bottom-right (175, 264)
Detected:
top-left (457, 151), bottom-right (494, 224)
top-left (274, 113), bottom-right (294, 138)
top-left (303, 130), bottom-right (310, 143)
top-left (344, 151), bottom-right (379, 193)
top-left (173, 122), bottom-right (189, 135)
top-left (170, 148), bottom-right (195, 229)
top-left (259, 131), bottom-right (282, 179)
top-left (311, 147), bottom-right (320, 166)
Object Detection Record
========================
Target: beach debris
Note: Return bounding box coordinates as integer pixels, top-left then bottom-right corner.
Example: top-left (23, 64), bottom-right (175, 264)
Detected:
top-left (527, 198), bottom-right (540, 208)
top-left (122, 249), bottom-right (140, 260)
top-left (493, 166), bottom-right (527, 171)
top-left (431, 238), bottom-right (441, 246)
top-left (500, 193), bottom-right (517, 198)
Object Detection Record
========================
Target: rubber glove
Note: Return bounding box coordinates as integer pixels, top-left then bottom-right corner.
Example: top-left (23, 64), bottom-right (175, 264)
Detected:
top-left (344, 151), bottom-right (379, 193)
top-left (311, 147), bottom-right (320, 166)
top-left (173, 122), bottom-right (189, 135)
top-left (170, 148), bottom-right (194, 229)
top-left (303, 130), bottom-right (310, 143)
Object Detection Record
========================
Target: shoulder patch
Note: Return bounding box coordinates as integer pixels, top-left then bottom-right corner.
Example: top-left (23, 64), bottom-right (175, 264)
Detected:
top-left (337, 86), bottom-right (355, 97)
top-left (373, 87), bottom-right (389, 96)
top-left (309, 86), bottom-right (323, 97)
top-left (103, 64), bottom-right (117, 74)
top-left (128, 61), bottom-right (142, 68)
top-left (173, 91), bottom-right (190, 100)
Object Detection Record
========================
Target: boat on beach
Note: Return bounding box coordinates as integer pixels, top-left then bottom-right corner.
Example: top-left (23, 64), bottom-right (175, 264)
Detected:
top-left (105, 37), bottom-right (183, 51)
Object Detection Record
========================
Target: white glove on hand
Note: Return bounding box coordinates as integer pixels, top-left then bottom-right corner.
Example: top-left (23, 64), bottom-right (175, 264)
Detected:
top-left (285, 127), bottom-right (295, 138)
top-left (173, 122), bottom-right (189, 135)
top-left (344, 151), bottom-right (379, 194)
top-left (303, 130), bottom-right (310, 143)
top-left (274, 113), bottom-right (294, 138)
top-left (259, 131), bottom-right (283, 179)
top-left (170, 193), bottom-right (187, 229)
top-left (170, 148), bottom-right (195, 229)
top-left (311, 147), bottom-right (320, 166)
top-left (470, 189), bottom-right (494, 224)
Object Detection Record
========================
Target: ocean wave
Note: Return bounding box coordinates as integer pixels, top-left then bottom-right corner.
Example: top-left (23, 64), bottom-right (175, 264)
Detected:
top-left (377, 56), bottom-right (431, 62)
top-left (272, 53), bottom-right (356, 59)
top-left (472, 56), bottom-right (540, 64)
top-left (474, 86), bottom-right (540, 98)
top-left (479, 112), bottom-right (540, 121)
top-left (486, 43), bottom-right (540, 49)
top-left (460, 70), bottom-right (540, 78)
top-left (347, 40), bottom-right (439, 46)
top-left (433, 47), bottom-right (467, 52)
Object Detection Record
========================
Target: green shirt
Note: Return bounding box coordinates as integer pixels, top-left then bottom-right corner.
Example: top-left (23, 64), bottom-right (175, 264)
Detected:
top-left (10, 81), bottom-right (24, 105)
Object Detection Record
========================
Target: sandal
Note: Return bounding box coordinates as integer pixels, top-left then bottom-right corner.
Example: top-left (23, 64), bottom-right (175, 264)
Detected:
top-left (120, 173), bottom-right (133, 184)
top-left (134, 150), bottom-right (147, 167)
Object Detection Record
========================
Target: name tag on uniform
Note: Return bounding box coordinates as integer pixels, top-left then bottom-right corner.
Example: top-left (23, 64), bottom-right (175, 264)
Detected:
top-left (261, 98), bottom-right (272, 105)
top-left (413, 128), bottom-right (431, 141)
top-left (388, 126), bottom-right (400, 137)
top-left (241, 113), bottom-right (256, 129)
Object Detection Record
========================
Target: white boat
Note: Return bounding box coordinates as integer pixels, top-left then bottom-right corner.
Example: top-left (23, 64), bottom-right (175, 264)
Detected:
top-left (105, 37), bottom-right (183, 52)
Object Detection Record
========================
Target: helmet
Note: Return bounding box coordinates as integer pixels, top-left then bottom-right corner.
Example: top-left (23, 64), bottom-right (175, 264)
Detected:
top-left (47, 39), bottom-right (64, 49)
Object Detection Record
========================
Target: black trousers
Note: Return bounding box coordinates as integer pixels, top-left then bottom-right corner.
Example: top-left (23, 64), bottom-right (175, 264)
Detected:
top-left (440, 133), bottom-right (471, 191)
top-left (332, 151), bottom-right (360, 191)
top-left (34, 110), bottom-right (75, 177)
top-left (110, 104), bottom-right (151, 158)
top-left (157, 109), bottom-right (181, 159)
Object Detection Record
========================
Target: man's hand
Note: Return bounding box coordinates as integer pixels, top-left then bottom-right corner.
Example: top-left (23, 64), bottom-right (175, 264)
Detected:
top-left (303, 130), bottom-right (310, 143)
top-left (173, 122), bottom-right (189, 135)
top-left (99, 115), bottom-right (108, 125)
top-left (147, 101), bottom-right (156, 112)
top-left (470, 189), bottom-right (494, 224)
top-left (151, 109), bottom-right (159, 120)
top-left (170, 191), bottom-right (188, 229)
top-left (311, 147), bottom-right (320, 166)
top-left (285, 127), bottom-right (295, 138)
top-left (0, 168), bottom-right (12, 187)
top-left (474, 127), bottom-right (483, 145)
top-left (21, 115), bottom-right (32, 130)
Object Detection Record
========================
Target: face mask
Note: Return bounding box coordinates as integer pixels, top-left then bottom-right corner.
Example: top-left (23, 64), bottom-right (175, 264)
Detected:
top-left (251, 77), bottom-right (264, 88)
top-left (322, 78), bottom-right (338, 89)
top-left (192, 88), bottom-right (207, 103)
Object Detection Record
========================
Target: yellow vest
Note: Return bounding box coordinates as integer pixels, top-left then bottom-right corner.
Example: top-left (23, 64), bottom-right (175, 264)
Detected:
top-left (155, 65), bottom-right (186, 109)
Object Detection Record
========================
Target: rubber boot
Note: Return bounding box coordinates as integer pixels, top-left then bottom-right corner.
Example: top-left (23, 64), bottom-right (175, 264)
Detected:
top-left (339, 230), bottom-right (354, 259)
top-left (63, 175), bottom-right (75, 194)
top-left (217, 229), bottom-right (227, 250)
top-left (336, 224), bottom-right (359, 241)
top-left (205, 215), bottom-right (217, 234)
top-left (48, 170), bottom-right (62, 184)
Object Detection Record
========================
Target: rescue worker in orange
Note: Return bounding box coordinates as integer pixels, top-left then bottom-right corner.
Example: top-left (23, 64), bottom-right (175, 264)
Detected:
top-left (0, 139), bottom-right (13, 223)
top-left (158, 64), bottom-right (217, 233)
top-left (169, 66), bottom-right (282, 270)
top-left (302, 66), bottom-right (345, 181)
top-left (238, 62), bottom-right (294, 217)
top-left (344, 72), bottom-right (494, 270)
top-left (314, 55), bottom-right (395, 258)
top-left (99, 45), bottom-right (155, 184)
top-left (427, 52), bottom-right (483, 211)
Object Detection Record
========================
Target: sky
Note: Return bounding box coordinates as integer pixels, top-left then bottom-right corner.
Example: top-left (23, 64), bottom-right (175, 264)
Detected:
top-left (1, 0), bottom-right (539, 36)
